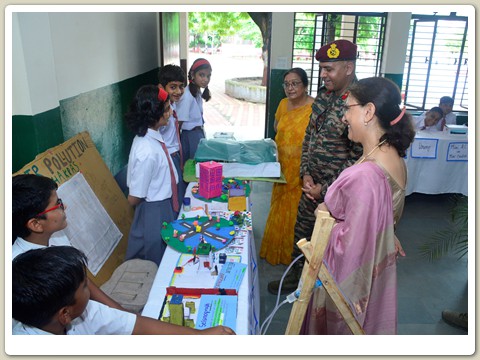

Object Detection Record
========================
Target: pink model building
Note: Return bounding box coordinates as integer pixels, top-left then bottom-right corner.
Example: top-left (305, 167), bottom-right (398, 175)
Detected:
top-left (199, 161), bottom-right (223, 199)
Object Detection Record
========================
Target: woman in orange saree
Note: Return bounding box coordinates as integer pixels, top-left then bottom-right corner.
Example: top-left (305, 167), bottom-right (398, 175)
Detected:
top-left (260, 68), bottom-right (314, 265)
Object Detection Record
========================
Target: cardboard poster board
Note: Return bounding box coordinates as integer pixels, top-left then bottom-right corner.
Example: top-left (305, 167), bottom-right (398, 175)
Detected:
top-left (14, 131), bottom-right (134, 286)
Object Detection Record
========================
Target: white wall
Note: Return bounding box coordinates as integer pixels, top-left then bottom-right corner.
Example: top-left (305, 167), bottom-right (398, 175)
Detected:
top-left (49, 12), bottom-right (158, 100)
top-left (12, 12), bottom-right (159, 115)
top-left (12, 13), bottom-right (32, 115)
top-left (14, 13), bottom-right (59, 115)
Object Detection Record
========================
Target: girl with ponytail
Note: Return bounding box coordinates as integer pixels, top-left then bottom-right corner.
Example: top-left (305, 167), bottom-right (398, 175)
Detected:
top-left (176, 58), bottom-right (213, 165)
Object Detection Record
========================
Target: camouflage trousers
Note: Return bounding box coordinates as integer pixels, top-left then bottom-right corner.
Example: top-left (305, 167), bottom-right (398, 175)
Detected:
top-left (291, 191), bottom-right (324, 270)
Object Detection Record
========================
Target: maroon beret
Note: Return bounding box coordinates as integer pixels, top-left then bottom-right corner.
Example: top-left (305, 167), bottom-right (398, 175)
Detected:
top-left (315, 39), bottom-right (357, 62)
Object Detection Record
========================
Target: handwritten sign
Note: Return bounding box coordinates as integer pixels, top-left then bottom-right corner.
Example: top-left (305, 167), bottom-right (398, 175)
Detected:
top-left (18, 132), bottom-right (91, 185)
top-left (410, 138), bottom-right (438, 159)
top-left (447, 142), bottom-right (468, 161)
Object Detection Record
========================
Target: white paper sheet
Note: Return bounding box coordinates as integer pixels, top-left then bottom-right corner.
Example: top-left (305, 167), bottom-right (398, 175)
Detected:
top-left (53, 172), bottom-right (122, 275)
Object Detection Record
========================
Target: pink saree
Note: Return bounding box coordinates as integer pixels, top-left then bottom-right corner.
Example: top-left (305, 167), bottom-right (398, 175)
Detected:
top-left (300, 161), bottom-right (397, 335)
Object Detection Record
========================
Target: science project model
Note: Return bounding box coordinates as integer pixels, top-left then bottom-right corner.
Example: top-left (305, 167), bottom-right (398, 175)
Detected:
top-left (161, 215), bottom-right (236, 254)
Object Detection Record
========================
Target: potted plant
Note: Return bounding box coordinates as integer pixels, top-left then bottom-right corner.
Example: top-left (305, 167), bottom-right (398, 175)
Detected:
top-left (419, 194), bottom-right (468, 330)
top-left (419, 194), bottom-right (468, 261)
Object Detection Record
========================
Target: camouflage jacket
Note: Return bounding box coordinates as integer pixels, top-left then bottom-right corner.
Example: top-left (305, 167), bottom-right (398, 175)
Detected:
top-left (300, 79), bottom-right (363, 190)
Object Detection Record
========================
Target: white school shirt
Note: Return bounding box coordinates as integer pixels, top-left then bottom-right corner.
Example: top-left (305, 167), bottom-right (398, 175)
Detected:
top-left (413, 114), bottom-right (441, 132)
top-left (127, 128), bottom-right (178, 202)
top-left (12, 234), bottom-right (71, 260)
top-left (444, 112), bottom-right (457, 126)
top-left (175, 86), bottom-right (204, 130)
top-left (159, 102), bottom-right (180, 154)
top-left (12, 234), bottom-right (73, 330)
top-left (12, 300), bottom-right (136, 335)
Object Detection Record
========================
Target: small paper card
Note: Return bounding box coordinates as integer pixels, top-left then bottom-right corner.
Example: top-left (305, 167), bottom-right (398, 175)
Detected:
top-left (195, 295), bottom-right (237, 331)
top-left (446, 142), bottom-right (468, 161)
top-left (214, 262), bottom-right (247, 291)
top-left (410, 138), bottom-right (438, 159)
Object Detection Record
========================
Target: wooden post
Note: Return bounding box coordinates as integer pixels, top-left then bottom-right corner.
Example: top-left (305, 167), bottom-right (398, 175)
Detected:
top-left (285, 210), bottom-right (365, 335)
top-left (285, 211), bottom-right (335, 334)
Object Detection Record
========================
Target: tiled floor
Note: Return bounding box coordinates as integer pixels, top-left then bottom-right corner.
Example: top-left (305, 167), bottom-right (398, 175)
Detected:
top-left (197, 50), bottom-right (469, 337)
top-left (249, 181), bottom-right (469, 335)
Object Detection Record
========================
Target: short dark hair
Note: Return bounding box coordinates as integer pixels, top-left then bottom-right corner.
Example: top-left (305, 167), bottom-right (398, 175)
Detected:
top-left (348, 77), bottom-right (415, 157)
top-left (125, 85), bottom-right (169, 136)
top-left (12, 246), bottom-right (88, 329)
top-left (158, 64), bottom-right (187, 88)
top-left (12, 174), bottom-right (58, 243)
top-left (428, 106), bottom-right (444, 118)
top-left (439, 96), bottom-right (454, 106)
top-left (284, 67), bottom-right (309, 87)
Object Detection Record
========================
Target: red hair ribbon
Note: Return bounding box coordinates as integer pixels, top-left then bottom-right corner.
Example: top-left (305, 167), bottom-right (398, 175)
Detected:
top-left (158, 87), bottom-right (169, 102)
top-left (190, 58), bottom-right (211, 73)
top-left (390, 106), bottom-right (406, 126)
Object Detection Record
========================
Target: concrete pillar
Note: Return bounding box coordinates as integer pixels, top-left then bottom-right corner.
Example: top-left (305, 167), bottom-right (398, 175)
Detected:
top-left (381, 12), bottom-right (411, 89)
top-left (266, 12), bottom-right (294, 139)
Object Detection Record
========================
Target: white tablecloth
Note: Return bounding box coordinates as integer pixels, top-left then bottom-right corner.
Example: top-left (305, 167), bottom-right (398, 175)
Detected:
top-left (141, 182), bottom-right (260, 335)
top-left (405, 130), bottom-right (468, 196)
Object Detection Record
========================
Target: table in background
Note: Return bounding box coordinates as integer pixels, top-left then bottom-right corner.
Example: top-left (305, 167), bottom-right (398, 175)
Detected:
top-left (141, 182), bottom-right (260, 335)
top-left (405, 130), bottom-right (468, 196)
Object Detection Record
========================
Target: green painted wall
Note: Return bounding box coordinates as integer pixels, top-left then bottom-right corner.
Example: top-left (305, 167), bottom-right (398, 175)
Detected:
top-left (384, 73), bottom-right (403, 91)
top-left (266, 68), bottom-right (287, 140)
top-left (12, 69), bottom-right (158, 176)
top-left (12, 108), bottom-right (64, 173)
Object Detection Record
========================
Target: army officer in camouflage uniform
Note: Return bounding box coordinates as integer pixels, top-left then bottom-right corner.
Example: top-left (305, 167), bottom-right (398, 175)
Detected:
top-left (268, 39), bottom-right (363, 294)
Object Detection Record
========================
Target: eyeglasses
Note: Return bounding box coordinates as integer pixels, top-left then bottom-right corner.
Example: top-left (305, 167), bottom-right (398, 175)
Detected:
top-left (36, 198), bottom-right (65, 217)
top-left (343, 103), bottom-right (363, 113)
top-left (282, 81), bottom-right (303, 89)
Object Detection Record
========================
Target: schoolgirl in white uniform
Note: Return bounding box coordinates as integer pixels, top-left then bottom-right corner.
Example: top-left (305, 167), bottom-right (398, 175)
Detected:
top-left (125, 86), bottom-right (179, 265)
top-left (176, 58), bottom-right (212, 165)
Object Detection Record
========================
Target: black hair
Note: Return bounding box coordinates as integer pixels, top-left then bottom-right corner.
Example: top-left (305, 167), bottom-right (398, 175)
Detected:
top-left (439, 96), bottom-right (454, 106)
top-left (12, 174), bottom-right (58, 243)
top-left (12, 246), bottom-right (88, 329)
top-left (188, 58), bottom-right (212, 102)
top-left (348, 77), bottom-right (415, 157)
top-left (428, 106), bottom-right (444, 118)
top-left (125, 85), bottom-right (170, 136)
top-left (158, 64), bottom-right (187, 88)
top-left (283, 67), bottom-right (309, 87)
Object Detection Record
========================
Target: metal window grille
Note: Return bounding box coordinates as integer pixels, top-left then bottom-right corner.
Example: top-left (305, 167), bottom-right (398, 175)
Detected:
top-left (293, 12), bottom-right (387, 97)
top-left (402, 14), bottom-right (468, 112)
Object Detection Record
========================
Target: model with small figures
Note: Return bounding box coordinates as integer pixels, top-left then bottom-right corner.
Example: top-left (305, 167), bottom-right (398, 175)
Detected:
top-left (161, 214), bottom-right (237, 254)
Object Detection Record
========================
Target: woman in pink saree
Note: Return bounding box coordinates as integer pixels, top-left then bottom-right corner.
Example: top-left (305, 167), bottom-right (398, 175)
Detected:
top-left (301, 77), bottom-right (415, 335)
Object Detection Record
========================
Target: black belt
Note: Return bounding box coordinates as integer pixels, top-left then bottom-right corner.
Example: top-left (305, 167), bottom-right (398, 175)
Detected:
top-left (171, 151), bottom-right (180, 157)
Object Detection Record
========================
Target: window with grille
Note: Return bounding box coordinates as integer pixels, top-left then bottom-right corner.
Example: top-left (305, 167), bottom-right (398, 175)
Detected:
top-left (293, 12), bottom-right (387, 97)
top-left (402, 14), bottom-right (468, 112)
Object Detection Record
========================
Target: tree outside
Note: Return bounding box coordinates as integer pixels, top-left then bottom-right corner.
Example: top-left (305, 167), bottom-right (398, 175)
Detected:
top-left (187, 12), bottom-right (266, 141)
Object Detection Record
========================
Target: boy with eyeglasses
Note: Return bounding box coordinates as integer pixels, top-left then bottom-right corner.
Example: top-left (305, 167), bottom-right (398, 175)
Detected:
top-left (12, 174), bottom-right (127, 311)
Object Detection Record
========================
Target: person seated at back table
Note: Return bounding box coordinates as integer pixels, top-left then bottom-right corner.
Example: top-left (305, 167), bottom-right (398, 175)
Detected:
top-left (413, 106), bottom-right (443, 131)
top-left (12, 246), bottom-right (235, 335)
top-left (438, 96), bottom-right (456, 130)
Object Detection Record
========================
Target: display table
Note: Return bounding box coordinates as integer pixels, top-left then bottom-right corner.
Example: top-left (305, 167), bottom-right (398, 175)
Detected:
top-left (405, 130), bottom-right (468, 196)
top-left (141, 182), bottom-right (260, 335)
